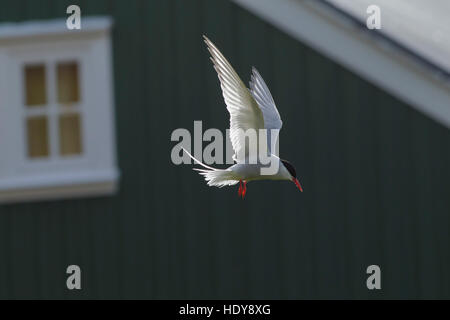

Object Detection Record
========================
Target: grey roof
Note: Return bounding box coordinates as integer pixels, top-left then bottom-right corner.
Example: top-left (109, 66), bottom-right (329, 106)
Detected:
top-left (324, 0), bottom-right (450, 74)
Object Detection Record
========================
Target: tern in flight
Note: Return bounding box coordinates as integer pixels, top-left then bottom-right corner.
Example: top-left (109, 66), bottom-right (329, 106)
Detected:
top-left (183, 36), bottom-right (303, 198)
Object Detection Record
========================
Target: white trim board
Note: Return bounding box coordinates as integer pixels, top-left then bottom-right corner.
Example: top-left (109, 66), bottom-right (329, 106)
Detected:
top-left (0, 170), bottom-right (119, 204)
top-left (0, 16), bottom-right (112, 41)
top-left (232, 0), bottom-right (450, 129)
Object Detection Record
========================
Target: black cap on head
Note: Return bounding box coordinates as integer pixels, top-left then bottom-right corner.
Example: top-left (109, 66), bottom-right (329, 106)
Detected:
top-left (281, 159), bottom-right (296, 178)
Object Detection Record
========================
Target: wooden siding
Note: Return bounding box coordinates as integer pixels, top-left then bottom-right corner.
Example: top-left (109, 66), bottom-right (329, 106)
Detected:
top-left (0, 0), bottom-right (449, 299)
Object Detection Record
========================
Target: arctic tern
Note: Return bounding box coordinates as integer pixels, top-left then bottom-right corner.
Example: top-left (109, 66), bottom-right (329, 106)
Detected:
top-left (183, 36), bottom-right (303, 198)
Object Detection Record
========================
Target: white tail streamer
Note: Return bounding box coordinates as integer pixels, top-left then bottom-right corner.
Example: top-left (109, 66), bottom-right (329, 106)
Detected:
top-left (182, 148), bottom-right (239, 187)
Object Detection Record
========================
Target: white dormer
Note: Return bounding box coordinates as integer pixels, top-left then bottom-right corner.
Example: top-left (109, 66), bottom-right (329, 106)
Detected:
top-left (0, 17), bottom-right (119, 203)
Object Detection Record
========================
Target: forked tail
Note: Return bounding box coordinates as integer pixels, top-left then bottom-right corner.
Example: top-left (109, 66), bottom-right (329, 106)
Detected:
top-left (181, 148), bottom-right (239, 187)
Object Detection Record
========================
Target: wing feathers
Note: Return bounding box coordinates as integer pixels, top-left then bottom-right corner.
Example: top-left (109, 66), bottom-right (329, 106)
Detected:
top-left (203, 35), bottom-right (264, 162)
top-left (249, 67), bottom-right (283, 154)
top-left (249, 67), bottom-right (282, 131)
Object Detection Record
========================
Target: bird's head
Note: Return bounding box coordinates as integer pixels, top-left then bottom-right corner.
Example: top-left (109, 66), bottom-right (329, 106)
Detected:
top-left (281, 159), bottom-right (303, 192)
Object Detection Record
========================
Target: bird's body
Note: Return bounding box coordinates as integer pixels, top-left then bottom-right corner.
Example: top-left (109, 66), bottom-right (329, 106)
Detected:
top-left (183, 36), bottom-right (303, 197)
top-left (228, 159), bottom-right (292, 182)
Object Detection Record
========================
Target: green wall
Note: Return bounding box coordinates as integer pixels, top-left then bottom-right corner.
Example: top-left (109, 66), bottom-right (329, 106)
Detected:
top-left (0, 0), bottom-right (449, 299)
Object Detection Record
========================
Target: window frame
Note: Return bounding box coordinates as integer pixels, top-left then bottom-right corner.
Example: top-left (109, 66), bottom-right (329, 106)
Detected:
top-left (20, 54), bottom-right (87, 162)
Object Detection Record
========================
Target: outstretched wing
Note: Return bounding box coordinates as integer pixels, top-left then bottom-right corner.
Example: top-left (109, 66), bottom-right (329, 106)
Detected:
top-left (249, 67), bottom-right (283, 155)
top-left (203, 36), bottom-right (265, 162)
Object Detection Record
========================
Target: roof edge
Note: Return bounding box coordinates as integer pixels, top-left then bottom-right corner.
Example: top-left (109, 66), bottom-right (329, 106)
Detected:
top-left (232, 0), bottom-right (450, 129)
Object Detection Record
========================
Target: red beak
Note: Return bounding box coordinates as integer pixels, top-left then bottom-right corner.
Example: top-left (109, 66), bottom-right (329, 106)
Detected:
top-left (293, 178), bottom-right (303, 192)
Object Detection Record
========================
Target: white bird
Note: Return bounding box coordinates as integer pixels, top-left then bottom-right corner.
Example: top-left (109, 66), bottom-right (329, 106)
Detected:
top-left (183, 36), bottom-right (303, 198)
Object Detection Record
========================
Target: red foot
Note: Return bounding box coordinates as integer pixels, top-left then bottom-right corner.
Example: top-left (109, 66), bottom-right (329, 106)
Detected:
top-left (238, 180), bottom-right (242, 197)
top-left (238, 180), bottom-right (248, 198)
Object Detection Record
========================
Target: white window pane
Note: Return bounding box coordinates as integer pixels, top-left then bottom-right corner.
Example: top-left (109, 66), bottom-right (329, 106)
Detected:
top-left (24, 65), bottom-right (47, 106)
top-left (57, 62), bottom-right (80, 104)
top-left (59, 114), bottom-right (82, 155)
top-left (26, 116), bottom-right (49, 158)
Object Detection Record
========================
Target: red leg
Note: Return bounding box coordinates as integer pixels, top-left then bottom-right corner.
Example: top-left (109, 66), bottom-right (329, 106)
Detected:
top-left (242, 181), bottom-right (247, 198)
top-left (238, 180), bottom-right (242, 197)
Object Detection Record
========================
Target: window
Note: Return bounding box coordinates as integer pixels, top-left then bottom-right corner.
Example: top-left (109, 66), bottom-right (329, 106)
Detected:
top-left (0, 17), bottom-right (119, 203)
top-left (24, 61), bottom-right (83, 159)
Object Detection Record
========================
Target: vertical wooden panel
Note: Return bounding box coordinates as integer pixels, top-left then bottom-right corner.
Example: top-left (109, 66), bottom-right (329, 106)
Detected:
top-left (358, 79), bottom-right (383, 299)
top-left (271, 31), bottom-right (314, 299)
top-left (343, 72), bottom-right (366, 298)
top-left (140, 0), bottom-right (172, 299)
top-left (236, 6), bottom-right (284, 299)
top-left (202, 0), bottom-right (246, 299)
top-left (108, 0), bottom-right (147, 299)
top-left (410, 111), bottom-right (439, 298)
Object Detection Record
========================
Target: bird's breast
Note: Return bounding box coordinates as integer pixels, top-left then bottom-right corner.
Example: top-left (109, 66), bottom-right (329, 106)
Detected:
top-left (229, 162), bottom-right (287, 181)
